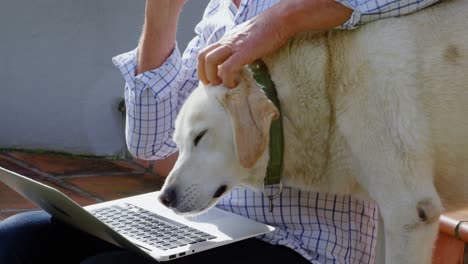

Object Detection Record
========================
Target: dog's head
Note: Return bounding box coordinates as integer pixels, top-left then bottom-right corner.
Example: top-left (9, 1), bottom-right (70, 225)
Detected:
top-left (159, 68), bottom-right (279, 214)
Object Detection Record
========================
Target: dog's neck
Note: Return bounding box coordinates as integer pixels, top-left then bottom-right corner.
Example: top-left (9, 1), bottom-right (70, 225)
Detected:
top-left (261, 32), bottom-right (336, 190)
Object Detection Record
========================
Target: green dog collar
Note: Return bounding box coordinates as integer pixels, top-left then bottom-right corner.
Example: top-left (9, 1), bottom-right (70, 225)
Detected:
top-left (249, 60), bottom-right (284, 212)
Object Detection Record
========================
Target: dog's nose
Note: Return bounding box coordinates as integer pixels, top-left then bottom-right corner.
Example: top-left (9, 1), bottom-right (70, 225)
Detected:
top-left (159, 188), bottom-right (177, 208)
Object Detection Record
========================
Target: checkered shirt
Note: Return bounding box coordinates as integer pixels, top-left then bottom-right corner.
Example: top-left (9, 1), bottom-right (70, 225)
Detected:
top-left (112, 0), bottom-right (438, 262)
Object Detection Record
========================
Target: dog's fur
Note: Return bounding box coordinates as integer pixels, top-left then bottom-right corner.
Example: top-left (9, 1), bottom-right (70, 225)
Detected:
top-left (160, 0), bottom-right (468, 263)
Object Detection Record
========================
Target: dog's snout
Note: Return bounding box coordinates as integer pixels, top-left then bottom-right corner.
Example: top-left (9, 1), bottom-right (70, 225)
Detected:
top-left (213, 185), bottom-right (227, 198)
top-left (159, 188), bottom-right (177, 208)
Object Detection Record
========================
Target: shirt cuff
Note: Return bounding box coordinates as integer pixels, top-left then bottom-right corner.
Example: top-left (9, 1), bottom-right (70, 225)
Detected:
top-left (334, 0), bottom-right (362, 30)
top-left (112, 44), bottom-right (183, 100)
top-left (112, 48), bottom-right (139, 89)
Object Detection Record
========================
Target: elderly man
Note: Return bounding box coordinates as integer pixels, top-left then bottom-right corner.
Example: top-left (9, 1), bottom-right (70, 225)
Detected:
top-left (0, 0), bottom-right (438, 263)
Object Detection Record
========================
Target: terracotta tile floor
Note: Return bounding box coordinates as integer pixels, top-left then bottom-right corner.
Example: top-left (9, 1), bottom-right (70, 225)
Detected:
top-left (0, 151), bottom-right (165, 221)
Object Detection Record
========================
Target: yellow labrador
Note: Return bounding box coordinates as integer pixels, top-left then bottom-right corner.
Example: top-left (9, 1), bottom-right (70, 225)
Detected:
top-left (160, 0), bottom-right (468, 263)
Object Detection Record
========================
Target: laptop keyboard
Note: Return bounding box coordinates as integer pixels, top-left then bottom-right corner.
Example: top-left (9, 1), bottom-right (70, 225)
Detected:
top-left (90, 203), bottom-right (216, 251)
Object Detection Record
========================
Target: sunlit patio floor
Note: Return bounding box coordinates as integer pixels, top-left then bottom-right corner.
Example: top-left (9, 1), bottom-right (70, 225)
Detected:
top-left (0, 151), bottom-right (164, 220)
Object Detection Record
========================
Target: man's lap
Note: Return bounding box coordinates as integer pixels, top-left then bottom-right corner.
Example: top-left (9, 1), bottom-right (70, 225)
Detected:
top-left (0, 210), bottom-right (118, 263)
top-left (0, 210), bottom-right (309, 264)
top-left (83, 238), bottom-right (310, 264)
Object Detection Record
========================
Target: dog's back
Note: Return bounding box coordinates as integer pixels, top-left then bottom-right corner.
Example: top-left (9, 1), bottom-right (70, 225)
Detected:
top-left (264, 0), bottom-right (468, 209)
top-left (409, 0), bottom-right (468, 210)
top-left (353, 0), bottom-right (468, 209)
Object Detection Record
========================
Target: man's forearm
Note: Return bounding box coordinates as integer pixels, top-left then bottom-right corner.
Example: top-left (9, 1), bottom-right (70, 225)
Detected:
top-left (274, 0), bottom-right (352, 35)
top-left (137, 0), bottom-right (185, 75)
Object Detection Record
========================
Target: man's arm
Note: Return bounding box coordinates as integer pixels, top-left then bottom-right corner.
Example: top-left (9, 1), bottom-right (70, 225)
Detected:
top-left (198, 0), bottom-right (439, 88)
top-left (113, 0), bottom-right (187, 160)
top-left (197, 0), bottom-right (352, 88)
top-left (137, 0), bottom-right (186, 74)
top-left (112, 0), bottom-right (204, 160)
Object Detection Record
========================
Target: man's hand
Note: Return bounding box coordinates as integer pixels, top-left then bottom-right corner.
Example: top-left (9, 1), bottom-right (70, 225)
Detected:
top-left (197, 0), bottom-right (353, 88)
top-left (197, 12), bottom-right (291, 88)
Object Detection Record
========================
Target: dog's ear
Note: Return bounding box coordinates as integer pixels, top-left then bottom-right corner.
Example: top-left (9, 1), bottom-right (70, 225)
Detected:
top-left (221, 68), bottom-right (279, 168)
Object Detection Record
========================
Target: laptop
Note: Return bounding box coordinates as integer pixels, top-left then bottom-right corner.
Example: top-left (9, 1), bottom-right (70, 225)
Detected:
top-left (0, 166), bottom-right (274, 262)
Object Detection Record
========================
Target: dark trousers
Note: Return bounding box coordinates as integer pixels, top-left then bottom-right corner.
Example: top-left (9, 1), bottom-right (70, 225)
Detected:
top-left (0, 211), bottom-right (309, 264)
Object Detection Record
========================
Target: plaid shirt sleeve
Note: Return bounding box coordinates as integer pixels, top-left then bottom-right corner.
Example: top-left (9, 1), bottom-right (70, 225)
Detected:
top-left (111, 0), bottom-right (228, 161)
top-left (336, 0), bottom-right (440, 29)
top-left (112, 36), bottom-right (204, 160)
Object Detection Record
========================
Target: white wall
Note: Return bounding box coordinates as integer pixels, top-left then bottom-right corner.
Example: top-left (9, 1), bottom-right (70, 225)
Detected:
top-left (0, 0), bottom-right (209, 156)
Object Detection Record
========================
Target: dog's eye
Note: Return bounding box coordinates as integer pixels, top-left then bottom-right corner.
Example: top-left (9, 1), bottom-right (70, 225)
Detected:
top-left (194, 130), bottom-right (207, 146)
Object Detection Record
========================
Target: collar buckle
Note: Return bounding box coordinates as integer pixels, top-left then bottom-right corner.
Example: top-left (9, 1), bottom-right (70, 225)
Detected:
top-left (262, 180), bottom-right (283, 213)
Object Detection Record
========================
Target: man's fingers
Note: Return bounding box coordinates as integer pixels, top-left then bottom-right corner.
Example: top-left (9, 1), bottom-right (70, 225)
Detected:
top-left (204, 45), bottom-right (232, 85)
top-left (218, 52), bottom-right (250, 88)
top-left (198, 42), bottom-right (256, 88)
top-left (197, 44), bottom-right (219, 85)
